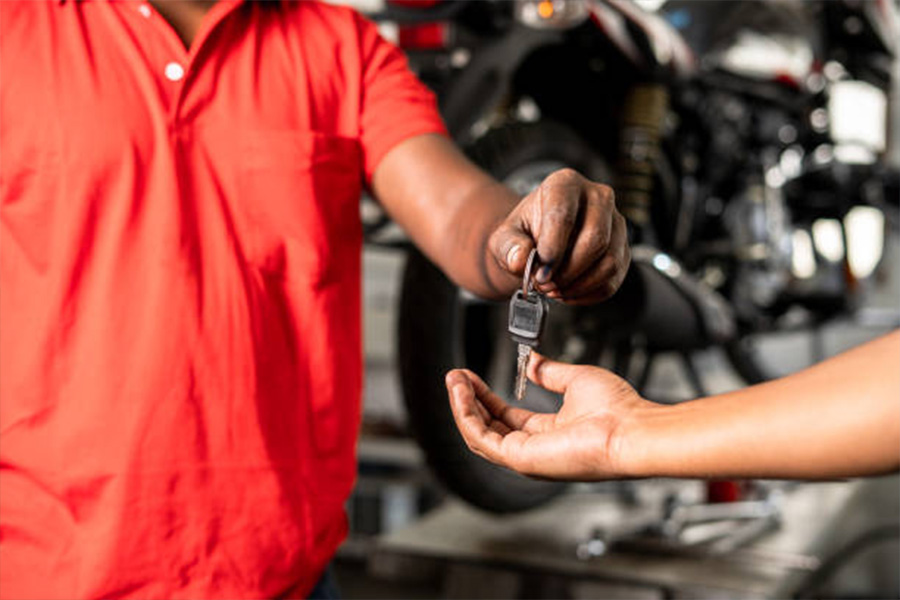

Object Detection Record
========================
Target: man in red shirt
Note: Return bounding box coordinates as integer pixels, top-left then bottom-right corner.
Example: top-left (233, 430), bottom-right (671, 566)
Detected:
top-left (0, 1), bottom-right (629, 598)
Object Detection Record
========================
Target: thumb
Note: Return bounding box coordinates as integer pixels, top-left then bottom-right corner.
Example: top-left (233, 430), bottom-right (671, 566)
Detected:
top-left (527, 353), bottom-right (582, 394)
top-left (489, 219), bottom-right (535, 275)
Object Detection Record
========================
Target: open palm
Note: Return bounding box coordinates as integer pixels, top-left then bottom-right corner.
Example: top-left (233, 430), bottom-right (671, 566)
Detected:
top-left (446, 353), bottom-right (651, 480)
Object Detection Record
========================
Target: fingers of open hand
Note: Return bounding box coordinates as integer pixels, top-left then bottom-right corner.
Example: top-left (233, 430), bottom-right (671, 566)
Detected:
top-left (446, 370), bottom-right (504, 451)
top-left (456, 369), bottom-right (552, 434)
top-left (445, 370), bottom-right (533, 467)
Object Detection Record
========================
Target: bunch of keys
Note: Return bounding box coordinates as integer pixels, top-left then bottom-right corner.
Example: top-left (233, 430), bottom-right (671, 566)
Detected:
top-left (508, 248), bottom-right (548, 402)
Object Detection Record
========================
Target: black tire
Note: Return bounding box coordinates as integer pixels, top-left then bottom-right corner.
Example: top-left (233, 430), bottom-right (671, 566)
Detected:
top-left (398, 122), bottom-right (607, 513)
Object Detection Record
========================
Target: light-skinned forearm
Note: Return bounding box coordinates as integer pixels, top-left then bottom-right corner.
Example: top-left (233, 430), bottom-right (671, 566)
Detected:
top-left (620, 331), bottom-right (900, 479)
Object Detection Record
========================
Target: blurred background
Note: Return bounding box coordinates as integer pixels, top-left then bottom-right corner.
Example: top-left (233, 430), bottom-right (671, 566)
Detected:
top-left (339, 1), bottom-right (899, 598)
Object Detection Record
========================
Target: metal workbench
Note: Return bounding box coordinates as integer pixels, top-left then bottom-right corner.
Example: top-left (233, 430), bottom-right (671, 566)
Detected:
top-left (369, 480), bottom-right (868, 599)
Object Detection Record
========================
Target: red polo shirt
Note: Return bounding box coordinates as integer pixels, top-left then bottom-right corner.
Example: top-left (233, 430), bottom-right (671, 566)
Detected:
top-left (0, 1), bottom-right (446, 597)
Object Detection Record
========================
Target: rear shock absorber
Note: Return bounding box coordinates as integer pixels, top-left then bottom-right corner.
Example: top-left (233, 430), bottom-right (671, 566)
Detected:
top-left (615, 83), bottom-right (669, 232)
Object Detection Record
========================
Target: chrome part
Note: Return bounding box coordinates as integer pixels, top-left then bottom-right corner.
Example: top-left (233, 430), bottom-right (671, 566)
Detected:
top-left (725, 179), bottom-right (793, 312)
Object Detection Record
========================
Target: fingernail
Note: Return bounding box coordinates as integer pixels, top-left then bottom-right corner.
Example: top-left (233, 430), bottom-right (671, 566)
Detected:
top-left (506, 245), bottom-right (521, 268)
top-left (536, 263), bottom-right (554, 283)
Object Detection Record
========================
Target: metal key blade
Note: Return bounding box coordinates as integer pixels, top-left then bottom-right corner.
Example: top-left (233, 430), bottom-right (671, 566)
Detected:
top-left (515, 343), bottom-right (531, 402)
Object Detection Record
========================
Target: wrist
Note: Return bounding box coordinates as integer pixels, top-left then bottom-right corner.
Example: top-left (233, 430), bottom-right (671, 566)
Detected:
top-left (609, 402), bottom-right (679, 479)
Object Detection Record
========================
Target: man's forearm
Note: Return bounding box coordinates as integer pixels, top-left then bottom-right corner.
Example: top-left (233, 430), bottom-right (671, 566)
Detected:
top-left (373, 135), bottom-right (521, 298)
top-left (437, 180), bottom-right (523, 299)
top-left (620, 331), bottom-right (900, 479)
top-left (375, 134), bottom-right (628, 303)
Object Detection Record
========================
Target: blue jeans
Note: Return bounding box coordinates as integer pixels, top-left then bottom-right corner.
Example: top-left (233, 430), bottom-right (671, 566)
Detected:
top-left (307, 566), bottom-right (340, 600)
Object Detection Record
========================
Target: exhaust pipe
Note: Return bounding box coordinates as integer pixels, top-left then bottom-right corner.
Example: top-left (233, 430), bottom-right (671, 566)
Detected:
top-left (595, 246), bottom-right (736, 351)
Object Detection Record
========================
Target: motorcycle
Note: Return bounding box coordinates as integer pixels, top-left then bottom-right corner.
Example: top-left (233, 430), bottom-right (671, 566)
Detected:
top-left (364, 0), bottom-right (900, 513)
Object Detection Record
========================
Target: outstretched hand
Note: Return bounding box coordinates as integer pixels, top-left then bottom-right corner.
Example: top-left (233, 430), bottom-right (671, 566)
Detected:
top-left (445, 354), bottom-right (653, 480)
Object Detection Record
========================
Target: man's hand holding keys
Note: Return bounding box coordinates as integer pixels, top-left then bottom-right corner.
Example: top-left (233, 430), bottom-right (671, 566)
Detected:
top-left (487, 168), bottom-right (630, 305)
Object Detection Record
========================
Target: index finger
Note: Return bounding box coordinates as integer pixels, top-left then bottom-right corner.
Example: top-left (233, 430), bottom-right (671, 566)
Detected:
top-left (533, 169), bottom-right (585, 284)
top-left (446, 371), bottom-right (504, 448)
top-left (446, 371), bottom-right (530, 466)
top-left (553, 184), bottom-right (615, 288)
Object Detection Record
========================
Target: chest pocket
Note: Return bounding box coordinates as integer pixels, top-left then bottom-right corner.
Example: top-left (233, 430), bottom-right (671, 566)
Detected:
top-left (238, 130), bottom-right (362, 286)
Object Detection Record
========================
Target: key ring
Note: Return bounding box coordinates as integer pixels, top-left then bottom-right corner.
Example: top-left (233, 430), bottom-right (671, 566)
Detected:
top-left (522, 248), bottom-right (539, 295)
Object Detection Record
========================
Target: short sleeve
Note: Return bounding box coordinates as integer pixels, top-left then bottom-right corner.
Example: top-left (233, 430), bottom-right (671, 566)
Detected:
top-left (355, 14), bottom-right (449, 182)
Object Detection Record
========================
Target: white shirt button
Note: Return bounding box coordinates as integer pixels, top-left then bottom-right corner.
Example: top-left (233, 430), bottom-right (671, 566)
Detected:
top-left (137, 4), bottom-right (151, 18)
top-left (164, 62), bottom-right (185, 82)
